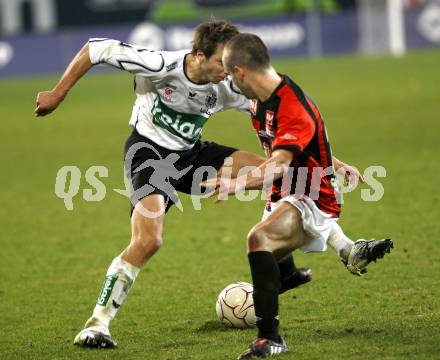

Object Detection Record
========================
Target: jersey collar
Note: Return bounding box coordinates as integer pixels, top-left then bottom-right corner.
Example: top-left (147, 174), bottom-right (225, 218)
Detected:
top-left (183, 53), bottom-right (211, 87)
top-left (260, 74), bottom-right (286, 105)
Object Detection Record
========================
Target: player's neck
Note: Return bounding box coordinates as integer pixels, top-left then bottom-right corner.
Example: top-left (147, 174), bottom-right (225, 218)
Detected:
top-left (185, 54), bottom-right (209, 84)
top-left (253, 68), bottom-right (282, 102)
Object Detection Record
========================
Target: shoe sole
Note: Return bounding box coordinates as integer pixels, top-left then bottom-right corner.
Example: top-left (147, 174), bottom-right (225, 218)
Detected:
top-left (347, 239), bottom-right (393, 275)
top-left (74, 332), bottom-right (117, 348)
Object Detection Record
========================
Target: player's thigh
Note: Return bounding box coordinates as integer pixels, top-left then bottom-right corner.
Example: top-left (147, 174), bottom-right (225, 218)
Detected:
top-left (249, 202), bottom-right (306, 257)
top-left (218, 150), bottom-right (266, 179)
top-left (131, 194), bottom-right (166, 240)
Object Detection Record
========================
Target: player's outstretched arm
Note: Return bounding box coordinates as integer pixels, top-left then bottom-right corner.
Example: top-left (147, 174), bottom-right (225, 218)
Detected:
top-left (202, 149), bottom-right (294, 201)
top-left (333, 156), bottom-right (364, 190)
top-left (35, 43), bottom-right (93, 117)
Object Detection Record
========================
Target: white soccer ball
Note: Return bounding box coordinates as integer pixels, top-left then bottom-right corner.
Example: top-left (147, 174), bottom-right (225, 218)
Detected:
top-left (216, 282), bottom-right (256, 328)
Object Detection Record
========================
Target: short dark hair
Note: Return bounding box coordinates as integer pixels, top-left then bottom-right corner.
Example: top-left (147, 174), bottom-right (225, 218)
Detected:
top-left (191, 20), bottom-right (239, 58)
top-left (224, 33), bottom-right (270, 71)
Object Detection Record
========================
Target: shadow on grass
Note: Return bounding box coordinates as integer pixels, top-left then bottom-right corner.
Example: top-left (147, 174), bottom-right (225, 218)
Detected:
top-left (196, 320), bottom-right (232, 333)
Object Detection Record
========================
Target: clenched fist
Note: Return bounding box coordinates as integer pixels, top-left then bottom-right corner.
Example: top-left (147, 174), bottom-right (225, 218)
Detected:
top-left (35, 91), bottom-right (64, 117)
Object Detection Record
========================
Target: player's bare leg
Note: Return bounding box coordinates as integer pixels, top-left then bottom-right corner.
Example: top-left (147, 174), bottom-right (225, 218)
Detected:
top-left (74, 195), bottom-right (165, 348)
top-left (247, 202), bottom-right (306, 259)
top-left (218, 150), bottom-right (312, 291)
top-left (327, 222), bottom-right (393, 275)
top-left (239, 203), bottom-right (306, 359)
top-left (121, 194), bottom-right (166, 267)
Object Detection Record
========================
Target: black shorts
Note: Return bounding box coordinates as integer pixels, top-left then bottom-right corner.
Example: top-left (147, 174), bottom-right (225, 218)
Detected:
top-left (124, 129), bottom-right (237, 213)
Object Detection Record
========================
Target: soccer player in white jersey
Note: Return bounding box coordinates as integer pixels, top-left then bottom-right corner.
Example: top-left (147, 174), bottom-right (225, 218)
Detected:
top-left (35, 21), bottom-right (312, 348)
top-left (35, 21), bottom-right (362, 349)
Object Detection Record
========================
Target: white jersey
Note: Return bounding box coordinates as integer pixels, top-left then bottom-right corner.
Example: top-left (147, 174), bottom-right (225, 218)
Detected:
top-left (88, 38), bottom-right (250, 150)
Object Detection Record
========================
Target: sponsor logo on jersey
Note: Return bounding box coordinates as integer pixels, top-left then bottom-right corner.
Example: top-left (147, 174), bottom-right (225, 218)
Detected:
top-left (279, 133), bottom-right (298, 141)
top-left (151, 96), bottom-right (208, 143)
top-left (166, 61), bottom-right (177, 72)
top-left (250, 99), bottom-right (258, 116)
top-left (97, 275), bottom-right (118, 306)
top-left (188, 91), bottom-right (197, 99)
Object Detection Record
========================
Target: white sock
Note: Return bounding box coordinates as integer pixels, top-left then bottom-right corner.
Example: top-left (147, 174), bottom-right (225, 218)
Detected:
top-left (89, 257), bottom-right (140, 328)
top-left (327, 222), bottom-right (354, 261)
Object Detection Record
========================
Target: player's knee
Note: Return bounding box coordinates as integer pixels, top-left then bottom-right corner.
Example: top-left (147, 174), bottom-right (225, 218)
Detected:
top-left (131, 230), bottom-right (163, 255)
top-left (147, 234), bottom-right (163, 253)
top-left (247, 226), bottom-right (269, 252)
top-left (138, 234), bottom-right (163, 255)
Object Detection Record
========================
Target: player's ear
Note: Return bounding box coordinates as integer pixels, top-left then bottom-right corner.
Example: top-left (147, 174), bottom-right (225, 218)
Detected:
top-left (235, 66), bottom-right (245, 80)
top-left (195, 50), bottom-right (206, 64)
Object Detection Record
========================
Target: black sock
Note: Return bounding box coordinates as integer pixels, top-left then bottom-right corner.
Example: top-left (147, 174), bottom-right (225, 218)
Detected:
top-left (278, 255), bottom-right (297, 294)
top-left (248, 251), bottom-right (281, 342)
top-left (278, 255), bottom-right (297, 280)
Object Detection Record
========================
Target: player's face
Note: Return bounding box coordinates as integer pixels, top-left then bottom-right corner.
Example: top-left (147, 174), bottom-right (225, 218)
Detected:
top-left (223, 51), bottom-right (257, 99)
top-left (199, 45), bottom-right (227, 83)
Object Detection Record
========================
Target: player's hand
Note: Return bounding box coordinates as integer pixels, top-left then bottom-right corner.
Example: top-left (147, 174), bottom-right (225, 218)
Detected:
top-left (200, 177), bottom-right (241, 202)
top-left (35, 91), bottom-right (64, 117)
top-left (336, 163), bottom-right (364, 191)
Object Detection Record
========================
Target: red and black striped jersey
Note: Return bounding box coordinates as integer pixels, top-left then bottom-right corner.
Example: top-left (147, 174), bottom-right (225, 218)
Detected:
top-left (251, 75), bottom-right (341, 218)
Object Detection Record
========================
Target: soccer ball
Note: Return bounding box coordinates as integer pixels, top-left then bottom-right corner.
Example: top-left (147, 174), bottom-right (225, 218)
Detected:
top-left (216, 282), bottom-right (256, 328)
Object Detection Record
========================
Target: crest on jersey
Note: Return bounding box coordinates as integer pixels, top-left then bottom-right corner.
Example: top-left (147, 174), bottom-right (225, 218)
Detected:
top-left (164, 87), bottom-right (174, 102)
top-left (265, 110), bottom-right (274, 124)
top-left (205, 93), bottom-right (217, 109)
top-left (250, 99), bottom-right (258, 116)
top-left (265, 110), bottom-right (275, 137)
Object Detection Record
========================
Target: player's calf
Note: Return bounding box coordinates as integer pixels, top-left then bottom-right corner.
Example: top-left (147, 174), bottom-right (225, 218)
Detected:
top-left (279, 268), bottom-right (312, 294)
top-left (277, 255), bottom-right (312, 294)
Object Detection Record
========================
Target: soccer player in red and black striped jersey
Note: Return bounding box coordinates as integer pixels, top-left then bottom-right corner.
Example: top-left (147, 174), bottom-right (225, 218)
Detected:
top-left (204, 33), bottom-right (393, 359)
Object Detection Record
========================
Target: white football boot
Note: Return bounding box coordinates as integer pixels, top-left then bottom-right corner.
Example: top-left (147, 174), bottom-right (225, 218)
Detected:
top-left (346, 238), bottom-right (393, 275)
top-left (73, 317), bottom-right (117, 348)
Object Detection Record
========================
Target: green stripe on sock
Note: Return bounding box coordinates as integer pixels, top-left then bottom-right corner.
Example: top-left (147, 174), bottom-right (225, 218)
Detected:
top-left (97, 275), bottom-right (118, 306)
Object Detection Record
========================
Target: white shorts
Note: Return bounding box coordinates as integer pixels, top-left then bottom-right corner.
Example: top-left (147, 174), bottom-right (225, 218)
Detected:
top-left (262, 195), bottom-right (338, 253)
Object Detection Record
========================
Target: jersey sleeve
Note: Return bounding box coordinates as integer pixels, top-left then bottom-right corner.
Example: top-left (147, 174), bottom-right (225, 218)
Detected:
top-left (218, 78), bottom-right (251, 113)
top-left (88, 38), bottom-right (165, 77)
top-left (272, 97), bottom-right (316, 153)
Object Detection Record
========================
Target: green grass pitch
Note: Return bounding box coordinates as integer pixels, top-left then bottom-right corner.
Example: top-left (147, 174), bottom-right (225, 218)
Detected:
top-left (1, 49), bottom-right (439, 359)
